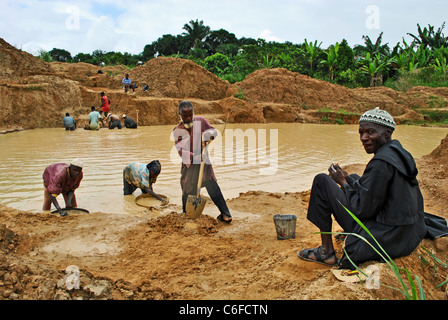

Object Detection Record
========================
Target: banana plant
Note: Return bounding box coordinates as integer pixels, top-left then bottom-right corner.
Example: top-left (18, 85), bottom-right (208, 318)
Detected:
top-left (320, 42), bottom-right (339, 81)
top-left (432, 45), bottom-right (448, 80)
top-left (301, 39), bottom-right (322, 75)
top-left (360, 53), bottom-right (393, 86)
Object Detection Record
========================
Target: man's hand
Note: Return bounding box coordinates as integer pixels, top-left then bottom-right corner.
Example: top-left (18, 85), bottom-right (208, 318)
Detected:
top-left (329, 163), bottom-right (348, 186)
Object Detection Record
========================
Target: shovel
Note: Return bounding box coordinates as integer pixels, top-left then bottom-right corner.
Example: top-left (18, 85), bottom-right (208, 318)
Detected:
top-left (185, 140), bottom-right (210, 219)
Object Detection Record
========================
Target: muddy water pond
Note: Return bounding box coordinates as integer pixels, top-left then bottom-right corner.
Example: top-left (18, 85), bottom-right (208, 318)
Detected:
top-left (0, 123), bottom-right (446, 215)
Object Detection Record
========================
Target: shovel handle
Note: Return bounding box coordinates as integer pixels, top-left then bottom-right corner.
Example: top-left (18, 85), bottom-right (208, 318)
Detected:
top-left (195, 139), bottom-right (211, 197)
top-left (196, 161), bottom-right (205, 197)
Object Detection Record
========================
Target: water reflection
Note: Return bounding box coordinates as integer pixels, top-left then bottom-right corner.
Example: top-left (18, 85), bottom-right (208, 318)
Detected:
top-left (0, 124), bottom-right (446, 214)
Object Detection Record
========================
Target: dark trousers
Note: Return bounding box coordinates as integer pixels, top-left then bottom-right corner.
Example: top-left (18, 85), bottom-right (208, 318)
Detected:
top-left (307, 173), bottom-right (358, 233)
top-left (182, 179), bottom-right (231, 217)
top-left (110, 120), bottom-right (122, 129)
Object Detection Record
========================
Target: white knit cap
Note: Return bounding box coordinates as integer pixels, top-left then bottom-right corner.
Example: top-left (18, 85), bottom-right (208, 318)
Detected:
top-left (359, 107), bottom-right (396, 129)
top-left (122, 114), bottom-right (127, 118)
top-left (70, 159), bottom-right (83, 168)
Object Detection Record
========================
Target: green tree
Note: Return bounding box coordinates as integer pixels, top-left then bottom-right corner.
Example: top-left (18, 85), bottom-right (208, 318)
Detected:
top-left (49, 48), bottom-right (72, 62)
top-left (337, 39), bottom-right (355, 72)
top-left (36, 49), bottom-right (52, 62)
top-left (205, 29), bottom-right (239, 54)
top-left (73, 52), bottom-right (93, 64)
top-left (205, 52), bottom-right (232, 74)
top-left (182, 19), bottom-right (211, 50)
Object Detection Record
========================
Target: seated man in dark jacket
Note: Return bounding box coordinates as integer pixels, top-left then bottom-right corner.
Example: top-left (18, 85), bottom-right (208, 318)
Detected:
top-left (298, 107), bottom-right (448, 269)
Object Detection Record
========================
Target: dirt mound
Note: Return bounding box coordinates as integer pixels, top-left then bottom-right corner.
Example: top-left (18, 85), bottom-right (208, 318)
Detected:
top-left (50, 62), bottom-right (125, 89)
top-left (146, 211), bottom-right (219, 236)
top-left (236, 68), bottom-right (411, 119)
top-left (237, 68), bottom-right (354, 108)
top-left (425, 133), bottom-right (448, 164)
top-left (0, 38), bottom-right (50, 80)
top-left (131, 57), bottom-right (235, 100)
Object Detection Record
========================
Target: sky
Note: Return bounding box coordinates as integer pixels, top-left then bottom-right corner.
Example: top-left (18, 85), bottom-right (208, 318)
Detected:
top-left (1, 0), bottom-right (447, 57)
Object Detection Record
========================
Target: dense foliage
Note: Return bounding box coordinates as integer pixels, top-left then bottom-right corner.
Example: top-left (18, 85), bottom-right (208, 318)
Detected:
top-left (36, 20), bottom-right (448, 90)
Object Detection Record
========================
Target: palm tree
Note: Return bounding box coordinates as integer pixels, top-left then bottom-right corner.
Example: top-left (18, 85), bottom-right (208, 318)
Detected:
top-left (182, 19), bottom-right (211, 50)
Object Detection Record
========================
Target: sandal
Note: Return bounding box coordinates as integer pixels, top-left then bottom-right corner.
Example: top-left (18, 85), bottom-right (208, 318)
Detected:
top-left (217, 213), bottom-right (232, 224)
top-left (297, 246), bottom-right (339, 267)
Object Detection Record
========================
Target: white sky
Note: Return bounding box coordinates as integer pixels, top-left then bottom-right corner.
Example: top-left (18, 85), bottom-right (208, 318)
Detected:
top-left (1, 0), bottom-right (447, 56)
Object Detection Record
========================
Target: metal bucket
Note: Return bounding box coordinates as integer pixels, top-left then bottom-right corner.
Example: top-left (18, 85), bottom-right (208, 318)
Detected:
top-left (273, 214), bottom-right (297, 240)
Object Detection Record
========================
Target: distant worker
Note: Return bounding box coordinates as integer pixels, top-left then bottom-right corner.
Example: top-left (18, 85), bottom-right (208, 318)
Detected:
top-left (99, 92), bottom-right (111, 117)
top-left (123, 114), bottom-right (137, 129)
top-left (107, 113), bottom-right (122, 129)
top-left (123, 160), bottom-right (167, 204)
top-left (122, 73), bottom-right (136, 93)
top-left (87, 106), bottom-right (102, 130)
top-left (42, 159), bottom-right (84, 216)
top-left (63, 112), bottom-right (76, 131)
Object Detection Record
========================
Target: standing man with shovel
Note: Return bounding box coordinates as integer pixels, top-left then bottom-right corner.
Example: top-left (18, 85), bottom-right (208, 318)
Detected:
top-left (173, 101), bottom-right (232, 223)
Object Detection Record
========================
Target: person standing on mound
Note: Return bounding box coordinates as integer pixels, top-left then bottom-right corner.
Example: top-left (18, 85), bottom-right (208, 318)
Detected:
top-left (297, 107), bottom-right (448, 269)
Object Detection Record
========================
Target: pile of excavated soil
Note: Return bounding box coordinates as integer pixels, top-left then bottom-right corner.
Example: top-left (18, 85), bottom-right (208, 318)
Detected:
top-left (0, 39), bottom-right (50, 80)
top-left (130, 57), bottom-right (235, 100)
top-left (236, 68), bottom-right (412, 117)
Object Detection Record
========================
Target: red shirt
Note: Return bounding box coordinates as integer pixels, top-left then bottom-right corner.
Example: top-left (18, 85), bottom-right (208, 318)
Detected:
top-left (100, 96), bottom-right (110, 113)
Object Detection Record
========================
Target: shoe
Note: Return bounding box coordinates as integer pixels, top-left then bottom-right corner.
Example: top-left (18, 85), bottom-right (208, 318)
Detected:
top-left (297, 246), bottom-right (339, 267)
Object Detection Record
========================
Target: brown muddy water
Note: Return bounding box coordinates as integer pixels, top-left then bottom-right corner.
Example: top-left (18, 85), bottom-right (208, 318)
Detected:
top-left (0, 123), bottom-right (446, 215)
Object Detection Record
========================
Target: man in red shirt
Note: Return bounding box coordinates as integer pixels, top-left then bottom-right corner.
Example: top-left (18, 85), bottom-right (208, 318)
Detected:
top-left (42, 159), bottom-right (84, 216)
top-left (99, 92), bottom-right (110, 117)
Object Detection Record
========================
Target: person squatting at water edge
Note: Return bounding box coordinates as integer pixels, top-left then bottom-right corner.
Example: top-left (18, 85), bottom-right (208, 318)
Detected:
top-left (297, 107), bottom-right (448, 270)
top-left (42, 159), bottom-right (84, 217)
top-left (123, 160), bottom-right (167, 205)
top-left (63, 112), bottom-right (76, 131)
top-left (123, 114), bottom-right (138, 129)
top-left (172, 100), bottom-right (232, 223)
top-left (106, 113), bottom-right (122, 129)
top-left (86, 106), bottom-right (102, 130)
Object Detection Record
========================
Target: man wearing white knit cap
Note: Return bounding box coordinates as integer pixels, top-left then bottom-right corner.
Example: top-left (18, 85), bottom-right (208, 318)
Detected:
top-left (298, 107), bottom-right (448, 269)
top-left (42, 159), bottom-right (84, 216)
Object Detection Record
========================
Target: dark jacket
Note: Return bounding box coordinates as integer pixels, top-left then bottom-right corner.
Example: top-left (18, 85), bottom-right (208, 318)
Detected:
top-left (344, 140), bottom-right (420, 226)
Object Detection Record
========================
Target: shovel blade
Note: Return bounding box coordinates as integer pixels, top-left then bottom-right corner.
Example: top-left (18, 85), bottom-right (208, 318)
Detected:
top-left (186, 195), bottom-right (206, 219)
